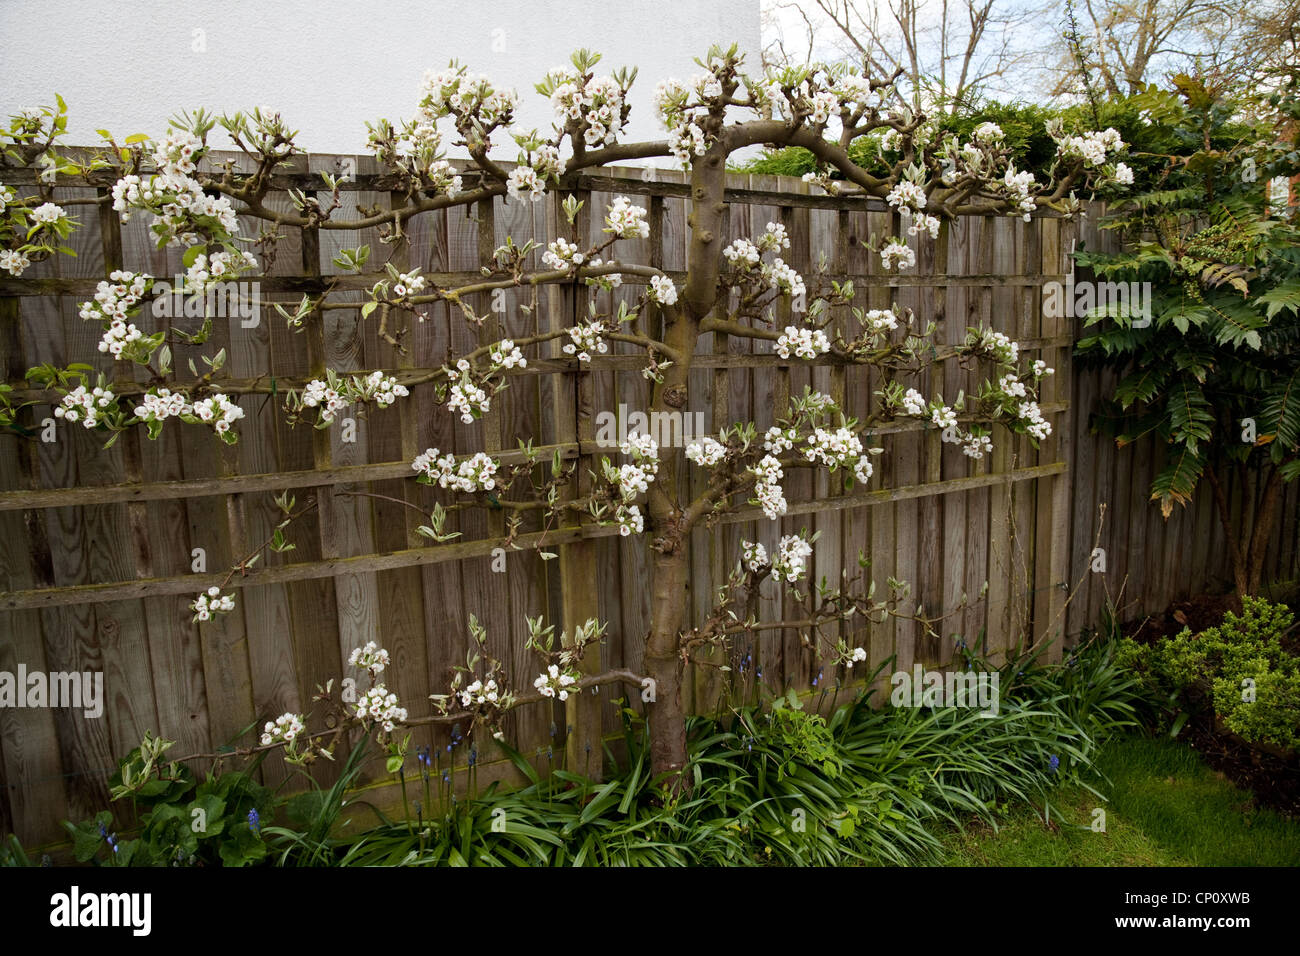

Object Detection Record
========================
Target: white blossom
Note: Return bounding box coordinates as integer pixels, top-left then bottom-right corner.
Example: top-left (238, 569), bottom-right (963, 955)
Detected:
top-left (750, 454), bottom-right (787, 520)
top-left (357, 684), bottom-right (408, 733)
top-left (775, 325), bottom-right (829, 360)
top-left (261, 712), bottom-right (306, 747)
top-left (191, 585), bottom-right (235, 623)
top-left (685, 436), bottom-right (726, 466)
top-left (348, 640), bottom-right (391, 673)
top-left (649, 274), bottom-right (678, 305)
top-left (412, 448), bottom-right (501, 492)
top-left (772, 534), bottom-right (813, 583)
top-left (54, 385), bottom-right (115, 429)
top-left (534, 663), bottom-right (579, 700)
top-left (604, 195), bottom-right (649, 239)
top-left (881, 239), bottom-right (916, 271)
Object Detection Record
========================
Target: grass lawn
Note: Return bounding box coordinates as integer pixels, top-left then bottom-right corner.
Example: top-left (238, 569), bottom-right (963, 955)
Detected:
top-left (939, 734), bottom-right (1300, 866)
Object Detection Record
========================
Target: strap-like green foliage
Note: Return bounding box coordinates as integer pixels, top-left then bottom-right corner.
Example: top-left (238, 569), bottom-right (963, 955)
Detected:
top-left (1075, 72), bottom-right (1300, 516)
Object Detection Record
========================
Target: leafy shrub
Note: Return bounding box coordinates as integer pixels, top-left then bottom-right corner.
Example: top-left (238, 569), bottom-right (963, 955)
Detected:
top-left (734, 92), bottom-right (1246, 194)
top-left (63, 732), bottom-right (276, 866)
top-left (44, 639), bottom-right (1140, 867)
top-left (1118, 597), bottom-right (1300, 752)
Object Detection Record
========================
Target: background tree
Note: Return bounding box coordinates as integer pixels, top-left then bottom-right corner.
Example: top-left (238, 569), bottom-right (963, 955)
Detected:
top-left (1074, 72), bottom-right (1300, 598)
top-left (765, 0), bottom-right (1046, 112)
top-left (1045, 0), bottom-right (1298, 99)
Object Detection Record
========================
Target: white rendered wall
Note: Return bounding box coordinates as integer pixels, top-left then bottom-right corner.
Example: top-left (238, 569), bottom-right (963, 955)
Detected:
top-left (0, 0), bottom-right (762, 157)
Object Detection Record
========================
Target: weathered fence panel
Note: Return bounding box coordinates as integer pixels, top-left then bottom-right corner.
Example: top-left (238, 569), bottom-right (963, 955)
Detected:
top-left (2, 159), bottom-right (1297, 848)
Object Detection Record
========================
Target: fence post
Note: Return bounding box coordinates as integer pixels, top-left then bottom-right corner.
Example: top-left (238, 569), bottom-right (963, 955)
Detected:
top-left (550, 185), bottom-right (603, 780)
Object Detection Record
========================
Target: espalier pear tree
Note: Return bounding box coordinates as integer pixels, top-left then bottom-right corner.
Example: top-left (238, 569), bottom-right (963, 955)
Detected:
top-left (1, 46), bottom-right (1131, 780)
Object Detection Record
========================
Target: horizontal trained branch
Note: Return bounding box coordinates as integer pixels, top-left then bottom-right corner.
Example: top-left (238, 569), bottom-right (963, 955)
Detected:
top-left (0, 461), bottom-right (1064, 609)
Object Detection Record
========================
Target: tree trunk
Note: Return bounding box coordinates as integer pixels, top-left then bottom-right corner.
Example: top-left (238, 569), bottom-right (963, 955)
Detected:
top-left (639, 141), bottom-right (728, 783)
top-left (644, 548), bottom-right (690, 780)
top-left (1206, 467), bottom-right (1250, 597)
top-left (1246, 467), bottom-right (1283, 595)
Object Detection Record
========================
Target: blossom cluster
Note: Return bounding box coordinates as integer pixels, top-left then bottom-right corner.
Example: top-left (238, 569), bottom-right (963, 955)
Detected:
top-left (880, 239), bottom-right (916, 271)
top-left (604, 195), bottom-right (649, 239)
top-left (0, 248), bottom-right (31, 276)
top-left (506, 164), bottom-right (547, 203)
top-left (301, 379), bottom-right (348, 423)
top-left (606, 432), bottom-right (659, 535)
top-left (191, 586), bottom-right (235, 622)
top-left (763, 425), bottom-right (796, 454)
top-left (29, 202), bottom-right (67, 225)
top-left (886, 180), bottom-right (926, 212)
top-left (1056, 127), bottom-right (1123, 167)
top-left (750, 454), bottom-right (787, 520)
top-left (112, 141), bottom-right (241, 247)
top-left (545, 65), bottom-right (627, 146)
top-left (356, 685), bottom-right (408, 733)
top-left (998, 374), bottom-right (1028, 399)
top-left (79, 271), bottom-right (152, 324)
top-left (862, 308), bottom-right (899, 335)
top-left (775, 325), bottom-right (829, 360)
top-left (55, 385), bottom-right (116, 428)
top-left (191, 394), bottom-right (245, 438)
top-left (533, 664), bottom-right (578, 700)
top-left (976, 328), bottom-right (1020, 365)
top-left (1002, 165), bottom-right (1037, 222)
top-left (1018, 401), bottom-right (1051, 440)
top-left (419, 64), bottom-right (519, 131)
top-left (615, 432), bottom-right (659, 499)
top-left (648, 274), bottom-right (678, 305)
top-left (652, 73), bottom-right (719, 164)
top-left (98, 318), bottom-right (145, 359)
top-left (412, 448), bottom-right (500, 492)
top-left (488, 339), bottom-right (526, 369)
top-left (723, 223), bottom-right (801, 301)
top-left (772, 534), bottom-right (814, 583)
top-left (392, 270), bottom-right (427, 299)
top-left (741, 539), bottom-right (768, 573)
top-left (804, 426), bottom-right (873, 483)
top-left (133, 387), bottom-right (191, 425)
top-left (185, 250), bottom-right (257, 290)
top-left (446, 359), bottom-right (489, 422)
top-left (723, 238), bottom-right (761, 267)
top-left (763, 257), bottom-right (806, 298)
top-left (963, 433), bottom-right (994, 459)
top-left (908, 213), bottom-right (941, 239)
top-left (562, 321), bottom-right (609, 363)
top-left (685, 435), bottom-right (727, 467)
top-left (458, 678), bottom-right (500, 708)
top-left (348, 640), bottom-right (391, 674)
top-left (542, 237), bottom-right (584, 272)
top-left (261, 712), bottom-right (306, 747)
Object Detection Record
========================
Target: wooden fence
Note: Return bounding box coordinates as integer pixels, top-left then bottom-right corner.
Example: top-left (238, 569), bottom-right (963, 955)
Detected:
top-left (1, 158), bottom-right (1297, 849)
